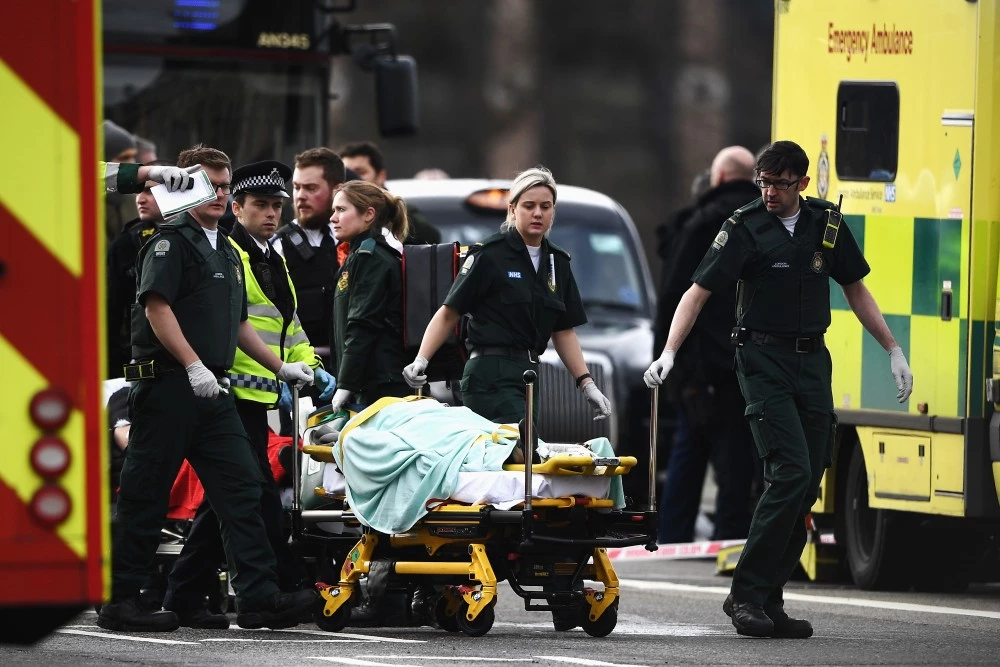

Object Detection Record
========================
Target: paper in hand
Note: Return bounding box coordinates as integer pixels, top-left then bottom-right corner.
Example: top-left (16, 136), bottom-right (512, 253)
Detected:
top-left (151, 169), bottom-right (216, 218)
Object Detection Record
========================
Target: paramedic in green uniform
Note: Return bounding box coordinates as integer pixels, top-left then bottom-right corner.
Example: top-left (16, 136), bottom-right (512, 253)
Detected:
top-left (99, 146), bottom-right (318, 633)
top-left (102, 161), bottom-right (201, 195)
top-left (326, 180), bottom-right (410, 413)
top-left (644, 141), bottom-right (913, 639)
top-left (401, 166), bottom-right (612, 425)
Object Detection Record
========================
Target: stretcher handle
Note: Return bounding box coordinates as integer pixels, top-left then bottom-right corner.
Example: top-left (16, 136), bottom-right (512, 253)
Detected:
top-left (649, 385), bottom-right (658, 512)
top-left (522, 369), bottom-right (537, 514)
top-left (291, 383), bottom-right (301, 514)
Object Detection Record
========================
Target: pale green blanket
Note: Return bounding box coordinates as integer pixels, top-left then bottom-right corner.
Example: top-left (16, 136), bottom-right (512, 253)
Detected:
top-left (333, 398), bottom-right (625, 534)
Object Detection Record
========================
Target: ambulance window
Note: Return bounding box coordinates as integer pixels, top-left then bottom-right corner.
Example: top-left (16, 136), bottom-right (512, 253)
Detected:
top-left (835, 82), bottom-right (899, 182)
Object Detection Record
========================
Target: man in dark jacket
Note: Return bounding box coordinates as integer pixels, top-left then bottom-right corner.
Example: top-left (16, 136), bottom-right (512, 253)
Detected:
top-left (654, 146), bottom-right (762, 543)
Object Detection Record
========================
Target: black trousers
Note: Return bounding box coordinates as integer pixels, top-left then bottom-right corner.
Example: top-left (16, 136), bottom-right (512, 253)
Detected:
top-left (163, 399), bottom-right (304, 612)
top-left (114, 375), bottom-right (278, 610)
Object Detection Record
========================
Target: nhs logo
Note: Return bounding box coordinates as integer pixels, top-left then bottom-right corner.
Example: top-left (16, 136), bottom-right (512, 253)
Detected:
top-left (508, 271), bottom-right (522, 278)
top-left (884, 183), bottom-right (896, 203)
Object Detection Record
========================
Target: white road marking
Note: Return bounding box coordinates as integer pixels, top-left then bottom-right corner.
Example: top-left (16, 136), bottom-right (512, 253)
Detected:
top-left (308, 658), bottom-right (419, 667)
top-left (54, 629), bottom-right (199, 645)
top-left (536, 657), bottom-right (648, 667)
top-left (356, 657), bottom-right (533, 662)
top-left (618, 579), bottom-right (1000, 620)
top-left (202, 638), bottom-right (371, 643)
top-left (492, 620), bottom-right (729, 637)
top-left (232, 626), bottom-right (425, 643)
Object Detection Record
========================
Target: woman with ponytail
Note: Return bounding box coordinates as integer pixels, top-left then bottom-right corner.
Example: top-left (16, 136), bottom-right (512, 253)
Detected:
top-left (326, 180), bottom-right (410, 412)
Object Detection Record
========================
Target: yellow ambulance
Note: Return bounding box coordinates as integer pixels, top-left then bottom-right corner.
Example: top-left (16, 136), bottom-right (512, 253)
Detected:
top-left (770, 0), bottom-right (1000, 590)
top-left (0, 0), bottom-right (108, 641)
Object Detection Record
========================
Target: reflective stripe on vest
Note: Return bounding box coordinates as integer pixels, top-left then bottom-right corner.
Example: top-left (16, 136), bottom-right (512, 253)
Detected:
top-left (228, 373), bottom-right (280, 394)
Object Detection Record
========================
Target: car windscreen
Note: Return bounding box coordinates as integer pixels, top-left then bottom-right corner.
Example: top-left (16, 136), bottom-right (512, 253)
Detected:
top-left (420, 203), bottom-right (648, 315)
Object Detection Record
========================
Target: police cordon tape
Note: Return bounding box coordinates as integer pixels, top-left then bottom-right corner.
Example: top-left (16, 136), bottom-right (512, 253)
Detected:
top-left (605, 539), bottom-right (747, 561)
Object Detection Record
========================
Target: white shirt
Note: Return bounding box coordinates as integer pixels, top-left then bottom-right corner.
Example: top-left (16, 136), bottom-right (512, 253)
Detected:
top-left (778, 210), bottom-right (801, 235)
top-left (201, 226), bottom-right (219, 250)
top-left (526, 244), bottom-right (542, 272)
top-left (251, 235), bottom-right (271, 257)
top-left (271, 220), bottom-right (336, 257)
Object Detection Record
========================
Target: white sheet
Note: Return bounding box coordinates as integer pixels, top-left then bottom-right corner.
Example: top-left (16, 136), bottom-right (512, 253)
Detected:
top-left (321, 464), bottom-right (611, 511)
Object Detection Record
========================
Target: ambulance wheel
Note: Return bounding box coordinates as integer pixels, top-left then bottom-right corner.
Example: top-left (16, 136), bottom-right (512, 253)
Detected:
top-left (843, 447), bottom-right (913, 590)
top-left (434, 596), bottom-right (460, 632)
top-left (456, 603), bottom-right (494, 637)
top-left (314, 603), bottom-right (351, 632)
top-left (581, 606), bottom-right (617, 638)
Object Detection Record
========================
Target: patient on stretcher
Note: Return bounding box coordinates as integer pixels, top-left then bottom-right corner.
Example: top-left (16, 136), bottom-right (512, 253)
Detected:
top-left (305, 396), bottom-right (627, 534)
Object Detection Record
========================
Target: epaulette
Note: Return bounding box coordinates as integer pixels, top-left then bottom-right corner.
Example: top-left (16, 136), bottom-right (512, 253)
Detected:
top-left (805, 196), bottom-right (837, 211)
top-left (726, 198), bottom-right (764, 225)
top-left (547, 240), bottom-right (571, 260)
top-left (157, 220), bottom-right (185, 231)
top-left (357, 237), bottom-right (377, 254)
top-left (469, 232), bottom-right (504, 253)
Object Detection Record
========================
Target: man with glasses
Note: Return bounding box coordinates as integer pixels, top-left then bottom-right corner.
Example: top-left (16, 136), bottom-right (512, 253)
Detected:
top-left (100, 145), bottom-right (318, 632)
top-left (645, 140), bottom-right (913, 639)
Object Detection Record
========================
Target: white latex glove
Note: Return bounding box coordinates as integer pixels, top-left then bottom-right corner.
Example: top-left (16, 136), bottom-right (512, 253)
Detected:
top-left (581, 380), bottom-right (612, 421)
top-left (147, 165), bottom-right (203, 192)
top-left (186, 360), bottom-right (221, 399)
top-left (643, 350), bottom-right (676, 388)
top-left (329, 388), bottom-right (352, 414)
top-left (888, 346), bottom-right (913, 403)
top-left (277, 362), bottom-right (314, 388)
top-left (402, 355), bottom-right (429, 388)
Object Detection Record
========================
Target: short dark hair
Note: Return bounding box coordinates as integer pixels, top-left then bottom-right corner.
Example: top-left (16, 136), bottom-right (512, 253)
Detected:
top-left (177, 144), bottom-right (231, 174)
top-left (337, 141), bottom-right (384, 174)
top-left (756, 140), bottom-right (809, 179)
top-left (294, 147), bottom-right (346, 187)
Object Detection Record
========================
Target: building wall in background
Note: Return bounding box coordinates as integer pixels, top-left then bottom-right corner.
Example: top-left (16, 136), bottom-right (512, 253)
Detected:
top-left (328, 0), bottom-right (774, 279)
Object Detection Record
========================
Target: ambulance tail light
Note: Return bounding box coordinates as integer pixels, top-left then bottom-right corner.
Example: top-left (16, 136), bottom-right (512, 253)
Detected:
top-left (29, 485), bottom-right (72, 527)
top-left (31, 436), bottom-right (71, 478)
top-left (29, 387), bottom-right (72, 431)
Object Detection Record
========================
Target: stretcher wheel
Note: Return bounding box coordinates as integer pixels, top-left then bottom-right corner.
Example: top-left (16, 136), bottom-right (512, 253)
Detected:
top-left (314, 603), bottom-right (351, 632)
top-left (434, 596), bottom-right (460, 632)
top-left (581, 606), bottom-right (617, 638)
top-left (456, 603), bottom-right (494, 637)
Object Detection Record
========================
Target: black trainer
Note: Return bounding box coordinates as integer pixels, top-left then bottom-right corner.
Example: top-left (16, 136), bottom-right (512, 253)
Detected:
top-left (97, 596), bottom-right (179, 632)
top-left (722, 594), bottom-right (774, 638)
top-left (173, 607), bottom-right (230, 630)
top-left (765, 606), bottom-right (813, 639)
top-left (236, 589), bottom-right (318, 630)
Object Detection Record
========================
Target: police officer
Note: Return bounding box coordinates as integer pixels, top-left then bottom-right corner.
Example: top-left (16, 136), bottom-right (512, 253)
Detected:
top-left (98, 146), bottom-right (318, 633)
top-left (645, 141), bottom-right (914, 638)
top-left (402, 166), bottom-right (612, 426)
top-left (161, 160), bottom-right (336, 628)
top-left (272, 148), bottom-right (348, 364)
top-left (326, 180), bottom-right (411, 412)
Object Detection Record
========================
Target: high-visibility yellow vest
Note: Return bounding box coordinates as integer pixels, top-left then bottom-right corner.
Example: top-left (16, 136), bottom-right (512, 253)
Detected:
top-left (227, 237), bottom-right (321, 405)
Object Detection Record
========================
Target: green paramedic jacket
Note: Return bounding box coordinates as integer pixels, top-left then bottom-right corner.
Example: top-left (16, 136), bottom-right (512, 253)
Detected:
top-left (332, 231), bottom-right (404, 395)
top-left (130, 213), bottom-right (247, 369)
top-left (227, 236), bottom-right (321, 405)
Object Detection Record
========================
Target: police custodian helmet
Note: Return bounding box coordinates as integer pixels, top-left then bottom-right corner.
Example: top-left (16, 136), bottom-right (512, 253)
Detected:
top-left (231, 160), bottom-right (292, 198)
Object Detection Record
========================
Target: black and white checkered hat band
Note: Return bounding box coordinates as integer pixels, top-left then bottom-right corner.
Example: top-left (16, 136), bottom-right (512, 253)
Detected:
top-left (233, 168), bottom-right (286, 193)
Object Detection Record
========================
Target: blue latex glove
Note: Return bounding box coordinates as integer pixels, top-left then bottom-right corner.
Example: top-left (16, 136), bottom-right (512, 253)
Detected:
top-left (277, 382), bottom-right (292, 412)
top-left (314, 368), bottom-right (337, 402)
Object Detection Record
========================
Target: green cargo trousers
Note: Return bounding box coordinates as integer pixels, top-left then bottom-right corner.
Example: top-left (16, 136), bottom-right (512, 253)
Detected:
top-left (114, 372), bottom-right (280, 609)
top-left (731, 342), bottom-right (835, 609)
top-left (460, 355), bottom-right (540, 425)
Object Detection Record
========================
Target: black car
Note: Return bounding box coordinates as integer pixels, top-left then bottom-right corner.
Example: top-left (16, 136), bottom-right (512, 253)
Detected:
top-left (391, 179), bottom-right (658, 502)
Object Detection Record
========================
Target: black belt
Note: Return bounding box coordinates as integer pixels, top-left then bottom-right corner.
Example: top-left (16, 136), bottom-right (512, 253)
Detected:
top-left (731, 328), bottom-right (825, 354)
top-left (123, 359), bottom-right (226, 381)
top-left (469, 346), bottom-right (539, 364)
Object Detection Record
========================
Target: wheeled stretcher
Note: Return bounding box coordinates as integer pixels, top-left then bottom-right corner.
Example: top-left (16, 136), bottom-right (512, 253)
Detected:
top-left (289, 371), bottom-right (660, 637)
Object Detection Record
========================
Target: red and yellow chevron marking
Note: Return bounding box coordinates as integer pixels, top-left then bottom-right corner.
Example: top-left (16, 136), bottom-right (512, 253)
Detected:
top-left (0, 0), bottom-right (107, 604)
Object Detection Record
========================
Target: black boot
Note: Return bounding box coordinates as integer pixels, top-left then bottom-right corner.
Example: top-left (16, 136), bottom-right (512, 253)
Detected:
top-left (97, 596), bottom-right (179, 632)
top-left (173, 606), bottom-right (230, 630)
top-left (765, 605), bottom-right (813, 639)
top-left (236, 589), bottom-right (318, 630)
top-left (723, 594), bottom-right (774, 638)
